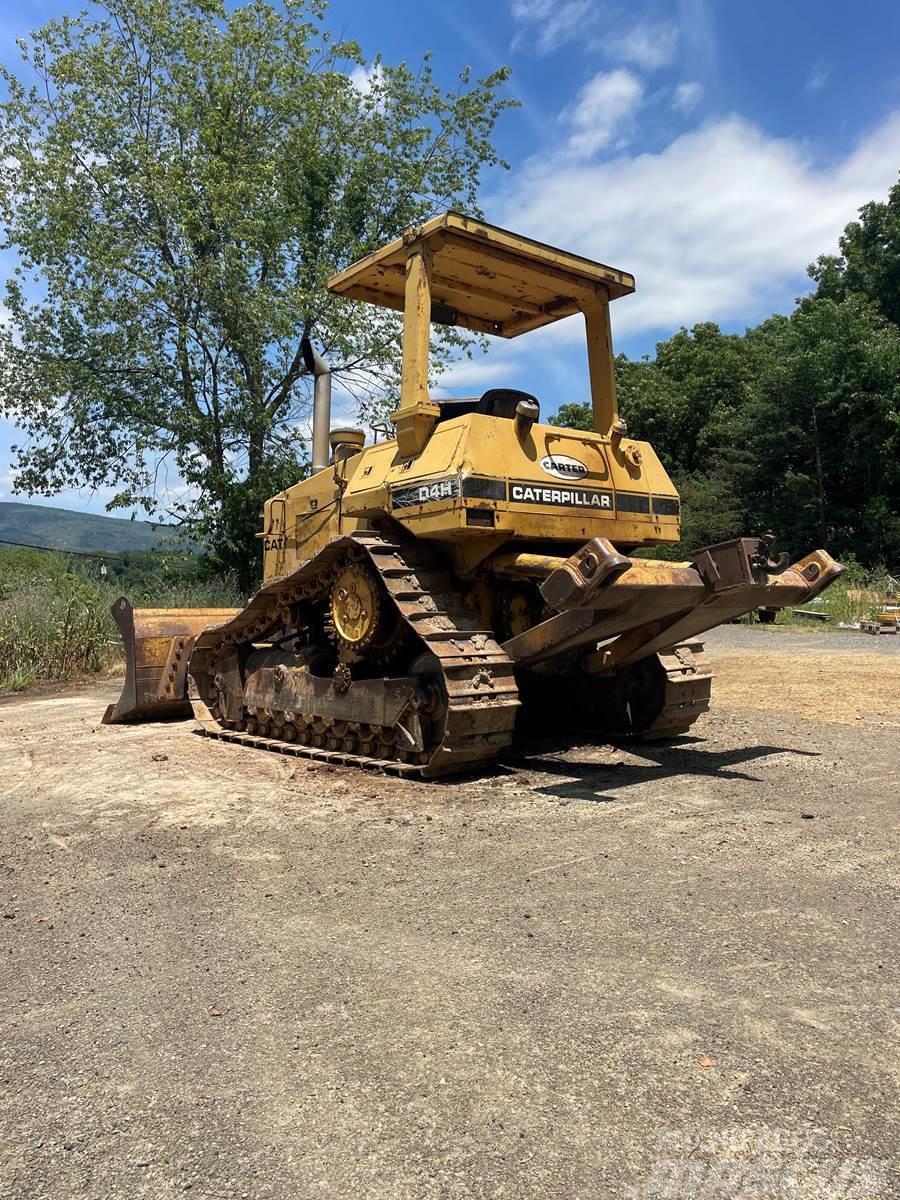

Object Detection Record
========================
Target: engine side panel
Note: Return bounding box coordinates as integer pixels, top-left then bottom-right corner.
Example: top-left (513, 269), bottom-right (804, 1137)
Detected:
top-left (342, 413), bottom-right (680, 545)
top-left (261, 412), bottom-right (681, 583)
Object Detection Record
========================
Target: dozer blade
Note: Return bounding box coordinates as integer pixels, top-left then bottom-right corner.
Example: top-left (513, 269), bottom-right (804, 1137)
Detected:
top-left (102, 597), bottom-right (241, 724)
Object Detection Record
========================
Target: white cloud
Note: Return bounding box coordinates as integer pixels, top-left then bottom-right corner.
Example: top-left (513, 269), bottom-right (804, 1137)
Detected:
top-left (673, 81), bottom-right (704, 113)
top-left (806, 63), bottom-right (829, 93)
top-left (494, 110), bottom-right (900, 340)
top-left (512, 6), bottom-right (680, 67)
top-left (348, 62), bottom-right (383, 95)
top-left (433, 357), bottom-right (516, 397)
top-left (563, 70), bottom-right (644, 159)
top-left (0, 461), bottom-right (14, 501)
top-left (606, 22), bottom-right (679, 71)
top-left (510, 0), bottom-right (594, 55)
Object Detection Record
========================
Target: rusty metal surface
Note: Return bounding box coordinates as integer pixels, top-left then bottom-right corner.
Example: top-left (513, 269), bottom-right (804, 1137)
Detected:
top-left (242, 650), bottom-right (416, 728)
top-left (492, 551), bottom-right (569, 579)
top-left (503, 559), bottom-right (704, 666)
top-left (539, 537), bottom-right (631, 609)
top-left (643, 639), bottom-right (713, 737)
top-left (189, 533), bottom-right (521, 779)
top-left (692, 536), bottom-right (790, 592)
top-left (503, 544), bottom-right (844, 674)
top-left (194, 724), bottom-right (425, 777)
top-left (692, 538), bottom-right (761, 591)
top-left (581, 618), bottom-right (678, 676)
top-left (612, 551), bottom-right (844, 669)
top-left (102, 598), bottom-right (240, 724)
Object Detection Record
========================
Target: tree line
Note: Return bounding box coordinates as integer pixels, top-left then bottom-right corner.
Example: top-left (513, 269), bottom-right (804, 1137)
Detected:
top-left (0, 0), bottom-right (513, 589)
top-left (555, 184), bottom-right (900, 568)
top-left (0, 0), bottom-right (898, 579)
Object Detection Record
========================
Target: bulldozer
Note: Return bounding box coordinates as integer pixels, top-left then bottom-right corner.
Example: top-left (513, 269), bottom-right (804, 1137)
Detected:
top-left (103, 212), bottom-right (844, 776)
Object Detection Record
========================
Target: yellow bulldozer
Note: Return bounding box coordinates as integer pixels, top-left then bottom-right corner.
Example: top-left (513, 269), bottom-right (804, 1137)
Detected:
top-left (103, 212), bottom-right (843, 776)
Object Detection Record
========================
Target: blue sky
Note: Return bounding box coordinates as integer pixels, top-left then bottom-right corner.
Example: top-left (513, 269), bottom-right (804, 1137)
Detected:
top-left (3, 0), bottom-right (900, 516)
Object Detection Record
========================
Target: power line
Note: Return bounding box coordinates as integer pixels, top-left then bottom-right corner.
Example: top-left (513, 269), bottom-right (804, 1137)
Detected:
top-left (0, 537), bottom-right (139, 560)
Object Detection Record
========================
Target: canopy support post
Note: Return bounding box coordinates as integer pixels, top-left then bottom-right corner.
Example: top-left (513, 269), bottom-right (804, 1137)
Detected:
top-left (580, 290), bottom-right (627, 438)
top-left (390, 239), bottom-right (441, 457)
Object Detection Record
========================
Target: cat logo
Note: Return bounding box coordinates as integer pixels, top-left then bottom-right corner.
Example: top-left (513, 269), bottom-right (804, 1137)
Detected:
top-left (264, 536), bottom-right (285, 552)
top-left (511, 482), bottom-right (612, 509)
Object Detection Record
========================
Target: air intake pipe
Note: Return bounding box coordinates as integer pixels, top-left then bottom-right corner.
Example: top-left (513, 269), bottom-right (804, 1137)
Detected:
top-left (301, 335), bottom-right (332, 474)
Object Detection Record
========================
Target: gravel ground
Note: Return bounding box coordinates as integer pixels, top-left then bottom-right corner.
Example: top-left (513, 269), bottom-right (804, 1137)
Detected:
top-left (0, 629), bottom-right (898, 1199)
top-left (707, 622), bottom-right (900, 657)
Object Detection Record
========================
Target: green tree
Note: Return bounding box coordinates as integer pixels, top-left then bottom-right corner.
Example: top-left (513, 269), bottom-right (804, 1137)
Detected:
top-left (0, 0), bottom-right (513, 587)
top-left (650, 324), bottom-right (757, 485)
top-left (550, 400), bottom-right (594, 431)
top-left (809, 174), bottom-right (900, 327)
top-left (615, 356), bottom-right (686, 470)
top-left (748, 298), bottom-right (900, 562)
top-left (552, 331), bottom-right (761, 553)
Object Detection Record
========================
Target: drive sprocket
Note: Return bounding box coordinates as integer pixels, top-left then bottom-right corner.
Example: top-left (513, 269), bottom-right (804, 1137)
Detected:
top-left (328, 559), bottom-right (399, 654)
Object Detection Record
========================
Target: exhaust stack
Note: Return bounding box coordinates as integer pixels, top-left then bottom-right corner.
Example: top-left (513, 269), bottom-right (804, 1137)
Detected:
top-left (302, 335), bottom-right (332, 474)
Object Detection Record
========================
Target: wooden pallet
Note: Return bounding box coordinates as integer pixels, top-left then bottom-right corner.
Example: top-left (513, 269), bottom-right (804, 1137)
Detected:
top-left (860, 619), bottom-right (898, 635)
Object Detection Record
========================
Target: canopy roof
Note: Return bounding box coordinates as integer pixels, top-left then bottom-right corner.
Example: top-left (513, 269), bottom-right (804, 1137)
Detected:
top-left (326, 211), bottom-right (635, 339)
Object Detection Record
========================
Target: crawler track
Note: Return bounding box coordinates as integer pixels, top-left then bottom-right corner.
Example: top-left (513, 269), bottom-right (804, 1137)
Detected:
top-left (516, 637), bottom-right (712, 743)
top-left (188, 534), bottom-right (711, 776)
top-left (189, 533), bottom-right (521, 778)
top-left (644, 639), bottom-right (713, 738)
top-left (190, 715), bottom-right (427, 775)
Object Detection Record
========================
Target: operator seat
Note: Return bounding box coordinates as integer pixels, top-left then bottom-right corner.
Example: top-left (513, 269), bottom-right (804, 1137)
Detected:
top-left (476, 388), bottom-right (538, 418)
top-left (434, 396), bottom-right (480, 421)
top-left (436, 388), bottom-right (539, 423)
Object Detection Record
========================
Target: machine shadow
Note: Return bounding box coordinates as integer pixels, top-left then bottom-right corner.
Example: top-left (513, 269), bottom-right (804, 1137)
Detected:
top-left (501, 739), bottom-right (820, 803)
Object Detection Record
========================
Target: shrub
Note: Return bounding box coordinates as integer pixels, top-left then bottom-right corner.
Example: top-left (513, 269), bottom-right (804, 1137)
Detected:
top-left (0, 549), bottom-right (242, 692)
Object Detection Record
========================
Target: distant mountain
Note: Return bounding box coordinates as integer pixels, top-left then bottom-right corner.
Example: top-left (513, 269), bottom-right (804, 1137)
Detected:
top-left (0, 501), bottom-right (181, 553)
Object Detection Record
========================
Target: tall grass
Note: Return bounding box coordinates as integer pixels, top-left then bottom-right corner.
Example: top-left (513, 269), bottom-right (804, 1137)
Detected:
top-left (0, 549), bottom-right (243, 693)
top-left (759, 555), bottom-right (895, 628)
top-left (773, 580), bottom-right (885, 627)
top-left (0, 573), bottom-right (116, 690)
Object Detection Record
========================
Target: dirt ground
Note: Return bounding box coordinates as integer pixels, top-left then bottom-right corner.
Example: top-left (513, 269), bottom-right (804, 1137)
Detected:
top-left (1, 626), bottom-right (898, 1199)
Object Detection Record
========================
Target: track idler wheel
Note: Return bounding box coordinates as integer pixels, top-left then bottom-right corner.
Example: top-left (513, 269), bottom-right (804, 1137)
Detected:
top-left (610, 656), bottom-right (666, 734)
top-left (611, 641), bottom-right (712, 739)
